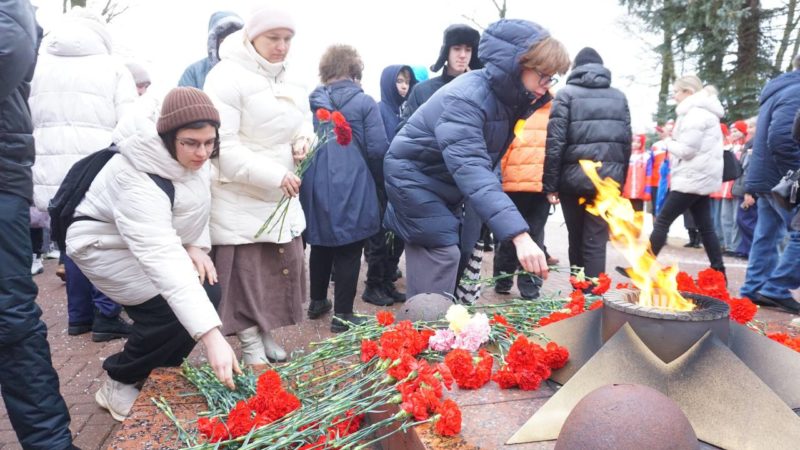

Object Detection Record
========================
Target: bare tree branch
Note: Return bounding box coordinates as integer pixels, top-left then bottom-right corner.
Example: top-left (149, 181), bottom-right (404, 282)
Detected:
top-left (460, 13), bottom-right (486, 31)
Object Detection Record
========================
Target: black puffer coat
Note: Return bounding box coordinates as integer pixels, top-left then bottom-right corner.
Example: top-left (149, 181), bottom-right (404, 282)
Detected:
top-left (542, 63), bottom-right (631, 196)
top-left (0, 0), bottom-right (39, 202)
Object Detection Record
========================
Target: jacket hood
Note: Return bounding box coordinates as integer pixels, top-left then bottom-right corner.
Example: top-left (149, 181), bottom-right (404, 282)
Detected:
top-left (309, 80), bottom-right (362, 113)
top-left (219, 29), bottom-right (287, 79)
top-left (676, 89), bottom-right (725, 119)
top-left (759, 70), bottom-right (800, 105)
top-left (567, 63), bottom-right (611, 88)
top-left (206, 11), bottom-right (244, 65)
top-left (45, 15), bottom-right (112, 56)
top-left (380, 65), bottom-right (417, 111)
top-left (478, 19), bottom-right (548, 109)
top-left (112, 111), bottom-right (195, 182)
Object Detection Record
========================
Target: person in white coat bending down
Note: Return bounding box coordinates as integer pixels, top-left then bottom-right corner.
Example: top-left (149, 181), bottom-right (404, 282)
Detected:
top-left (66, 87), bottom-right (240, 422)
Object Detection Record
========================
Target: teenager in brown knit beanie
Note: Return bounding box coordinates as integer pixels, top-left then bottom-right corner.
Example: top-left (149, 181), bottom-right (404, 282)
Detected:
top-left (67, 86), bottom-right (240, 423)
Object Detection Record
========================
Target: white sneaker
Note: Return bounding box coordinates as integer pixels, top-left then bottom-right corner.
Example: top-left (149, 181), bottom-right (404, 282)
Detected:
top-left (45, 249), bottom-right (60, 260)
top-left (95, 378), bottom-right (140, 422)
top-left (31, 256), bottom-right (43, 276)
top-left (261, 329), bottom-right (287, 362)
top-left (236, 326), bottom-right (267, 365)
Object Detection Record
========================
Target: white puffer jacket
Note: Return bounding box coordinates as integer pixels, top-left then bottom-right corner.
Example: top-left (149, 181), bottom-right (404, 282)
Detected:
top-left (668, 89), bottom-right (725, 195)
top-left (29, 15), bottom-right (137, 211)
top-left (203, 30), bottom-right (312, 245)
top-left (65, 112), bottom-right (221, 340)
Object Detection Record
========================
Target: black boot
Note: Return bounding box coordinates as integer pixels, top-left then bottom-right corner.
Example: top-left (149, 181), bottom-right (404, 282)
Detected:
top-left (383, 282), bottom-right (406, 303)
top-left (331, 313), bottom-right (369, 333)
top-left (684, 230), bottom-right (697, 248)
top-left (690, 229), bottom-right (703, 248)
top-left (91, 311), bottom-right (132, 342)
top-left (362, 284), bottom-right (393, 306)
top-left (307, 298), bottom-right (332, 319)
top-left (68, 321), bottom-right (92, 336)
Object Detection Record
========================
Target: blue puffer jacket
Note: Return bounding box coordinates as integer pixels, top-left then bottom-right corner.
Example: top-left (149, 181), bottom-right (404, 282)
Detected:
top-left (384, 19), bottom-right (548, 248)
top-left (745, 70), bottom-right (800, 194)
top-left (378, 65), bottom-right (417, 142)
top-left (178, 11), bottom-right (243, 89)
top-left (0, 0), bottom-right (39, 202)
top-left (302, 80), bottom-right (389, 246)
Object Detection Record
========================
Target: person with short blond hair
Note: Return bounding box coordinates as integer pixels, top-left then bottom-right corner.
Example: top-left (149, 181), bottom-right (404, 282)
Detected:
top-left (383, 19), bottom-right (568, 302)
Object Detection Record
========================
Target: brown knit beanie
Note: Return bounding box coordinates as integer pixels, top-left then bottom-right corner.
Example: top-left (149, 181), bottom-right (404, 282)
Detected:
top-left (156, 87), bottom-right (220, 134)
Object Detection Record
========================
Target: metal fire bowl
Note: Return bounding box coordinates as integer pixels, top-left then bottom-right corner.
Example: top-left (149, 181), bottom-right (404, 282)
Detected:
top-left (602, 289), bottom-right (730, 363)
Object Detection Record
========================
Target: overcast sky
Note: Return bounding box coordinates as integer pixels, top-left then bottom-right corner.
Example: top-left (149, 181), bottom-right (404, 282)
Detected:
top-left (31, 0), bottom-right (692, 131)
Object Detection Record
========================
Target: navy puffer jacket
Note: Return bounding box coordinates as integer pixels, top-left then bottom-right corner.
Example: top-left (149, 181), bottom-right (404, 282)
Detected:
top-left (302, 80), bottom-right (389, 246)
top-left (745, 70), bottom-right (800, 194)
top-left (378, 64), bottom-right (417, 142)
top-left (0, 0), bottom-right (39, 202)
top-left (542, 63), bottom-right (631, 195)
top-left (384, 19), bottom-right (548, 248)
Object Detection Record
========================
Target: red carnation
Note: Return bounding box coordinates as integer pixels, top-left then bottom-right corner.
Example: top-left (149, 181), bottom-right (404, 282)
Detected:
top-left (331, 111), bottom-right (346, 126)
top-left (434, 399), bottom-right (462, 436)
top-left (728, 297), bottom-right (757, 324)
top-left (315, 108), bottom-right (331, 122)
top-left (492, 366), bottom-right (518, 389)
top-left (542, 342), bottom-right (570, 370)
top-left (588, 300), bottom-right (604, 310)
top-left (361, 339), bottom-right (379, 362)
top-left (444, 349), bottom-right (493, 390)
top-left (334, 122), bottom-right (352, 146)
top-left (539, 311), bottom-right (574, 326)
top-left (569, 276), bottom-right (592, 290)
top-left (197, 416), bottom-right (228, 443)
top-left (376, 310), bottom-right (395, 326)
top-left (592, 272), bottom-right (611, 295)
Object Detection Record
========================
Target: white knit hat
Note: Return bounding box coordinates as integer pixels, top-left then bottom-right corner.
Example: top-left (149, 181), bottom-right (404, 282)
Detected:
top-left (245, 4), bottom-right (295, 39)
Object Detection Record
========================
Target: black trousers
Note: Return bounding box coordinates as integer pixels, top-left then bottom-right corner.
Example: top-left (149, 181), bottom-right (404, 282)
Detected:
top-left (364, 229), bottom-right (404, 287)
top-left (493, 192), bottom-right (550, 295)
top-left (309, 240), bottom-right (364, 314)
top-left (104, 281), bottom-right (221, 384)
top-left (560, 193), bottom-right (610, 278)
top-left (0, 193), bottom-right (73, 449)
top-left (650, 191), bottom-right (724, 269)
top-left (29, 227), bottom-right (43, 257)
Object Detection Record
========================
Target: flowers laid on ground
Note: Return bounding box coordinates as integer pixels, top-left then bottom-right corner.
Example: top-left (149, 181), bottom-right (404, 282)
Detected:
top-left (155, 268), bottom-right (799, 449)
top-left (675, 268), bottom-right (758, 324)
top-left (255, 108), bottom-right (353, 239)
top-left (428, 305), bottom-right (491, 352)
top-left (196, 370), bottom-right (300, 442)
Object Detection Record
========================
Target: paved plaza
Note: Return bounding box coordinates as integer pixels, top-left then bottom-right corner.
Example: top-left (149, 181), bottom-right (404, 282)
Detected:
top-left (0, 211), bottom-right (795, 450)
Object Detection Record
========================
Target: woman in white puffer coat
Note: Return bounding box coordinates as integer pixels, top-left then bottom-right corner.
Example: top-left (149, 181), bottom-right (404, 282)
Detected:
top-left (203, 5), bottom-right (313, 364)
top-left (29, 9), bottom-right (136, 212)
top-left (66, 88), bottom-right (240, 423)
top-left (29, 9), bottom-right (137, 334)
top-left (647, 75), bottom-right (726, 274)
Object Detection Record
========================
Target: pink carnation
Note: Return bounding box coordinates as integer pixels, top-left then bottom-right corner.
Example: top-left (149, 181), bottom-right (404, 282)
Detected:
top-left (429, 329), bottom-right (456, 352)
top-left (452, 313), bottom-right (491, 352)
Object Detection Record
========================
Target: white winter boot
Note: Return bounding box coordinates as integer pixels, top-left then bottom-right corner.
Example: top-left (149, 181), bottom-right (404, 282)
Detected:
top-left (31, 255), bottom-right (43, 276)
top-left (261, 329), bottom-right (287, 362)
top-left (237, 326), bottom-right (268, 365)
top-left (95, 377), bottom-right (140, 422)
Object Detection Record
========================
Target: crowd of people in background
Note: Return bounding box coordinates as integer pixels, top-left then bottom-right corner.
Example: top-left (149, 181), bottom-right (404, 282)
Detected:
top-left (3, 1), bottom-right (800, 448)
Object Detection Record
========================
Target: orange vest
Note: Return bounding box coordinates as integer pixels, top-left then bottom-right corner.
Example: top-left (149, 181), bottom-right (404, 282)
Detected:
top-left (500, 101), bottom-right (551, 193)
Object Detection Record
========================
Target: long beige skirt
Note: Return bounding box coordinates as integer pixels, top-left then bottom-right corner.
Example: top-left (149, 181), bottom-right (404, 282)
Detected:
top-left (213, 238), bottom-right (306, 335)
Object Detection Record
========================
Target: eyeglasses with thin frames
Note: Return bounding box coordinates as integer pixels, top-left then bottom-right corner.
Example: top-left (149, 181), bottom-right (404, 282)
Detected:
top-left (536, 70), bottom-right (559, 88)
top-left (176, 138), bottom-right (218, 153)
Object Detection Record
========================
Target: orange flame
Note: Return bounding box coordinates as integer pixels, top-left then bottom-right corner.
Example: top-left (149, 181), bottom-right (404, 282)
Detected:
top-left (579, 160), bottom-right (695, 311)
